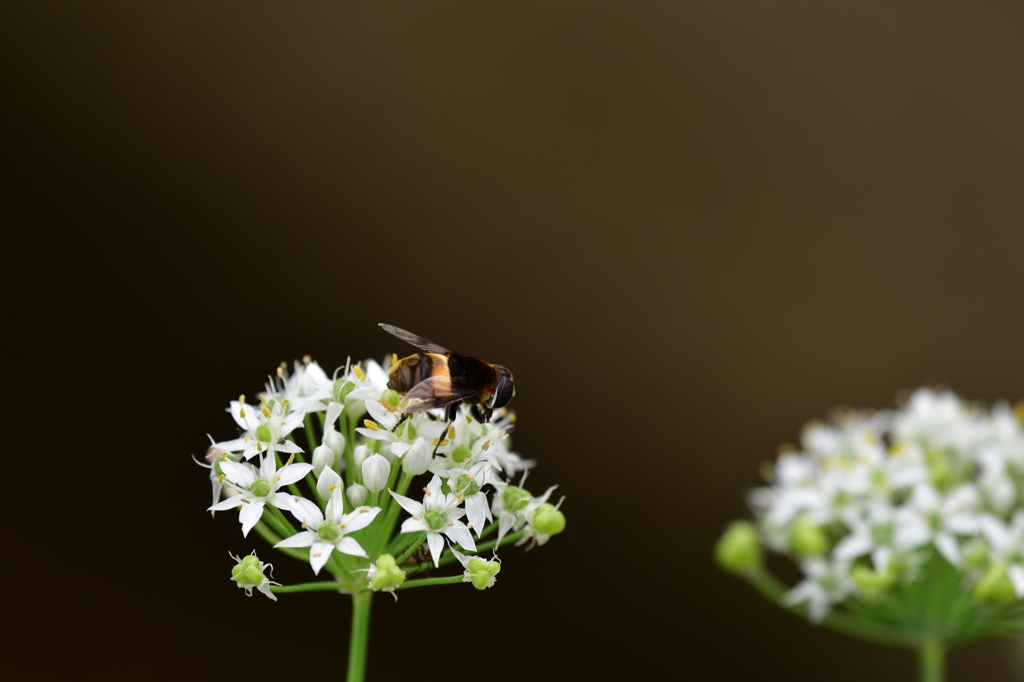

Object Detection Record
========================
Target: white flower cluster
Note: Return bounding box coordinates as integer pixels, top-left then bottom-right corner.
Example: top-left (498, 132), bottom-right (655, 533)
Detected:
top-left (748, 388), bottom-right (1024, 622)
top-left (198, 356), bottom-right (564, 596)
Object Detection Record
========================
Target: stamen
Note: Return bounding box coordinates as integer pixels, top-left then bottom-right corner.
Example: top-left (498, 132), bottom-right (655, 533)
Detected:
top-left (277, 366), bottom-right (285, 379)
top-left (482, 440), bottom-right (491, 451)
top-left (467, 473), bottom-right (476, 479)
top-left (272, 475), bottom-right (281, 484)
top-left (446, 522), bottom-right (453, 527)
top-left (239, 394), bottom-right (245, 404)
top-left (379, 398), bottom-right (397, 413)
top-left (241, 498), bottom-right (250, 504)
top-left (286, 454), bottom-right (295, 465)
top-left (261, 406), bottom-right (272, 419)
top-left (220, 452), bottom-right (229, 461)
top-left (327, 485), bottom-right (337, 493)
top-left (312, 552), bottom-right (321, 558)
top-left (303, 355), bottom-right (311, 364)
top-left (259, 394), bottom-right (268, 406)
top-left (423, 487), bottom-right (432, 496)
top-left (239, 408), bottom-right (247, 418)
top-left (465, 415), bottom-right (472, 424)
top-left (358, 509), bottom-right (369, 513)
top-left (340, 524), bottom-right (347, 529)
top-left (257, 441), bottom-right (263, 452)
top-left (364, 419), bottom-right (379, 431)
top-left (448, 426), bottom-right (456, 439)
top-left (301, 522), bottom-right (308, 529)
top-left (467, 522), bottom-right (474, 528)
top-left (353, 365), bottom-right (367, 381)
top-left (508, 413), bottom-right (517, 423)
top-left (218, 474), bottom-right (225, 483)
top-left (412, 515), bottom-right (420, 521)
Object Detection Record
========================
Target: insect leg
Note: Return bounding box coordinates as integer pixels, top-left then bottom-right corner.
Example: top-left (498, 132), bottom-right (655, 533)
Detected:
top-left (391, 414), bottom-right (409, 433)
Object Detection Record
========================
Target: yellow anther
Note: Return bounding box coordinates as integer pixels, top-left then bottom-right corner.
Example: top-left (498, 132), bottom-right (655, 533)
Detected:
top-left (482, 440), bottom-right (491, 451)
top-left (243, 436), bottom-right (251, 442)
top-left (467, 473), bottom-right (476, 479)
top-left (327, 485), bottom-right (337, 493)
top-left (282, 399), bottom-right (290, 406)
top-left (508, 413), bottom-right (517, 423)
top-left (303, 355), bottom-right (311, 364)
top-left (272, 475), bottom-right (281, 484)
top-left (239, 408), bottom-right (247, 418)
top-left (353, 365), bottom-right (366, 381)
top-left (392, 353), bottom-right (399, 366)
top-left (379, 398), bottom-right (397, 413)
top-left (259, 394), bottom-right (268, 406)
top-left (218, 474), bottom-right (225, 483)
top-left (286, 454), bottom-right (295, 465)
top-left (423, 487), bottom-right (432, 496)
top-left (358, 508), bottom-right (369, 513)
top-left (261, 406), bottom-right (272, 419)
top-left (257, 441), bottom-right (263, 451)
top-left (238, 394), bottom-right (246, 404)
top-left (446, 522), bottom-right (453, 527)
top-left (1014, 401), bottom-right (1024, 424)
top-left (364, 419), bottom-right (379, 431)
top-left (340, 523), bottom-right (347, 529)
top-left (433, 438), bottom-right (440, 445)
top-left (412, 515), bottom-right (421, 521)
top-left (465, 415), bottom-right (472, 424)
top-left (301, 522), bottom-right (308, 529)
top-left (433, 439), bottom-right (450, 447)
top-left (241, 498), bottom-right (250, 504)
top-left (466, 522), bottom-right (474, 528)
top-left (448, 426), bottom-right (456, 439)
top-left (220, 452), bottom-right (229, 461)
top-left (277, 366), bottom-right (285, 379)
top-left (312, 552), bottom-right (321, 558)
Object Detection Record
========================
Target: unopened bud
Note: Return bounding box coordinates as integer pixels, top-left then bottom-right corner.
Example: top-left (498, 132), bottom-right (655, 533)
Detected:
top-left (973, 562), bottom-right (1017, 604)
top-left (402, 438), bottom-right (431, 476)
top-left (851, 565), bottom-right (894, 603)
top-left (466, 557), bottom-right (501, 590)
top-left (714, 520), bottom-right (763, 574)
top-left (531, 503), bottom-right (566, 536)
top-left (312, 445), bottom-right (335, 477)
top-left (368, 554), bottom-right (406, 592)
top-left (347, 483), bottom-right (368, 507)
top-left (787, 515), bottom-right (827, 558)
top-left (362, 454), bottom-right (391, 493)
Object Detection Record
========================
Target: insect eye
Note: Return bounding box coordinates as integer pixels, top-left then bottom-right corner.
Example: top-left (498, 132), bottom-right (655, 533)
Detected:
top-left (488, 366), bottom-right (515, 409)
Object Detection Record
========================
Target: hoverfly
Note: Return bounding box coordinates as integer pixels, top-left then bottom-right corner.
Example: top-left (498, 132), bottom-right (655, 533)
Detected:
top-left (378, 324), bottom-right (515, 449)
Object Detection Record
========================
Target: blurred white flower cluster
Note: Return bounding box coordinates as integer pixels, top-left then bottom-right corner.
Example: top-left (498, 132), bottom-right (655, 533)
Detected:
top-left (741, 389), bottom-right (1024, 624)
top-left (198, 356), bottom-right (565, 599)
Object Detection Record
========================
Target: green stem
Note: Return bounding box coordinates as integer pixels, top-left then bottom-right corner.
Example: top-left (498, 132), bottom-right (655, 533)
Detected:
top-left (393, 532), bottom-right (426, 565)
top-left (745, 569), bottom-right (916, 647)
top-left (272, 581), bottom-right (344, 593)
top-left (252, 521), bottom-right (308, 562)
top-left (346, 591), bottom-right (373, 682)
top-left (918, 637), bottom-right (945, 682)
top-left (398, 576), bottom-right (464, 590)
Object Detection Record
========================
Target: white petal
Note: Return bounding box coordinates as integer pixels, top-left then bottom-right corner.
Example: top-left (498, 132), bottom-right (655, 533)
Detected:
top-left (1008, 566), bottom-right (1024, 598)
top-left (276, 462), bottom-right (314, 486)
top-left (934, 533), bottom-right (961, 566)
top-left (341, 506), bottom-right (382, 533)
top-left (309, 542), bottom-right (334, 575)
top-left (426, 532), bottom-right (445, 567)
top-left (239, 500), bottom-right (266, 537)
top-left (317, 467), bottom-right (343, 501)
top-left (209, 493), bottom-right (245, 512)
top-left (275, 531), bottom-right (316, 548)
top-left (389, 491), bottom-right (424, 517)
top-left (833, 533), bottom-right (872, 561)
top-left (400, 517), bottom-right (428, 533)
top-left (220, 461), bottom-right (257, 487)
top-left (335, 537), bottom-right (367, 558)
top-left (444, 520), bottom-right (476, 551)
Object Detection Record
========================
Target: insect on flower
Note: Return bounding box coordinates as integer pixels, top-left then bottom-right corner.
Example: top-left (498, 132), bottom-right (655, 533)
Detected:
top-left (379, 323), bottom-right (515, 451)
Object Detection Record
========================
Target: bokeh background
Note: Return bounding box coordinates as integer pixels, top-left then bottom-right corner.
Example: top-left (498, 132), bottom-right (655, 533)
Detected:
top-left (9, 2), bottom-right (1023, 679)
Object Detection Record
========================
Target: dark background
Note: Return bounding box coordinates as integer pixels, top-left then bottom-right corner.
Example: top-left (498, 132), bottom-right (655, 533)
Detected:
top-left (8, 2), bottom-right (1023, 680)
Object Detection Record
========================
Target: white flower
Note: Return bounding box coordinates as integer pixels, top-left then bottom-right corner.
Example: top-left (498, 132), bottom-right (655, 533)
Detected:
top-left (207, 453), bottom-right (313, 536)
top-left (782, 557), bottom-right (855, 623)
top-left (979, 511), bottom-right (1024, 597)
top-left (275, 470), bottom-right (382, 575)
top-left (894, 483), bottom-right (980, 566)
top-left (389, 475), bottom-right (476, 566)
top-left (212, 397), bottom-right (305, 461)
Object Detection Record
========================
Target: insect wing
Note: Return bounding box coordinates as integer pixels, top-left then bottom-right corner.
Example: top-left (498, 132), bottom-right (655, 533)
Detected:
top-left (379, 324), bottom-right (451, 354)
top-left (398, 375), bottom-right (477, 413)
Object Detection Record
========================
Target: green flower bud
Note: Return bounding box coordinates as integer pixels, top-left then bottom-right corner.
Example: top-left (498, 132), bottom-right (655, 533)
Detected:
top-left (254, 424), bottom-right (272, 443)
top-left (851, 565), bottom-right (894, 603)
top-left (369, 554), bottom-right (406, 592)
top-left (231, 554), bottom-right (264, 586)
top-left (333, 379), bottom-right (355, 403)
top-left (250, 477), bottom-right (272, 498)
top-left (532, 503), bottom-right (566, 536)
top-left (502, 486), bottom-right (532, 513)
top-left (466, 557), bottom-right (501, 590)
top-left (973, 563), bottom-right (1017, 604)
top-left (963, 541), bottom-right (990, 570)
top-left (317, 521), bottom-right (340, 542)
top-left (425, 509), bottom-right (448, 531)
top-left (452, 445), bottom-right (472, 463)
top-left (456, 474), bottom-right (480, 498)
top-left (788, 515), bottom-right (828, 558)
top-left (926, 448), bottom-right (953, 489)
top-left (381, 389), bottom-right (401, 409)
top-left (714, 520), bottom-right (763, 574)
